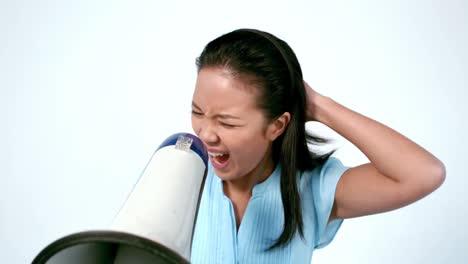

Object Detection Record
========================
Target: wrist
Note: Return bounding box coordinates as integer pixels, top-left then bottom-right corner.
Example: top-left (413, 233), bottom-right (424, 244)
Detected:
top-left (311, 95), bottom-right (334, 125)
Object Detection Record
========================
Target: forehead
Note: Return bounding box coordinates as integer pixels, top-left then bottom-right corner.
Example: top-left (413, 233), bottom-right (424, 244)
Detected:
top-left (193, 68), bottom-right (259, 113)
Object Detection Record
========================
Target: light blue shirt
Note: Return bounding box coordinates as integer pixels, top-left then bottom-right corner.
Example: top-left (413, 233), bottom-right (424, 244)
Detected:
top-left (191, 157), bottom-right (349, 263)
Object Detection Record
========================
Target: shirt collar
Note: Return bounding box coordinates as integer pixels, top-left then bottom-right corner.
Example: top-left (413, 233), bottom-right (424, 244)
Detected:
top-left (212, 162), bottom-right (281, 197)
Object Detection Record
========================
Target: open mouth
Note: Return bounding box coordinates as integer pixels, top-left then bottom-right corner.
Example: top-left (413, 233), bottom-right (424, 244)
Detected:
top-left (208, 152), bottom-right (230, 167)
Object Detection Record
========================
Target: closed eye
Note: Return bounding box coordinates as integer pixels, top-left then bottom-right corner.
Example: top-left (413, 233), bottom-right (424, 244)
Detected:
top-left (220, 122), bottom-right (236, 128)
top-left (191, 110), bottom-right (203, 116)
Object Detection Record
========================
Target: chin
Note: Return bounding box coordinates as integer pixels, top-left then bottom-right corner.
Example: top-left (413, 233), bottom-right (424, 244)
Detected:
top-left (212, 167), bottom-right (240, 181)
top-left (214, 172), bottom-right (237, 181)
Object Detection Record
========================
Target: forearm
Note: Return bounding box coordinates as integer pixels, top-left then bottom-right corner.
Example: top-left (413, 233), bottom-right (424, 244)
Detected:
top-left (313, 95), bottom-right (445, 184)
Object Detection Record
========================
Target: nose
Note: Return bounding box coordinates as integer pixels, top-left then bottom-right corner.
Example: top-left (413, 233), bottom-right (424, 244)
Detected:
top-left (198, 124), bottom-right (219, 146)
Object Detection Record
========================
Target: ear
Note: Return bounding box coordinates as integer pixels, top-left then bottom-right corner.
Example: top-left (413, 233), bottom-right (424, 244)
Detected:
top-left (266, 112), bottom-right (291, 141)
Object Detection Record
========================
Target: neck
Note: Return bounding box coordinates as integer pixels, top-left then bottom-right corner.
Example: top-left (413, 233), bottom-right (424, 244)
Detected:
top-left (223, 149), bottom-right (275, 197)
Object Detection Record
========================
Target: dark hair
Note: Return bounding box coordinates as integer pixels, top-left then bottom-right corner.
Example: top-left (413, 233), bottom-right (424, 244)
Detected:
top-left (195, 28), bottom-right (335, 250)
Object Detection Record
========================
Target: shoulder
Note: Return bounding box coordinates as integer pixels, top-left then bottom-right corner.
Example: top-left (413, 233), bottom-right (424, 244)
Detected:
top-left (318, 156), bottom-right (348, 172)
top-left (301, 156), bottom-right (349, 184)
top-left (314, 156), bottom-right (348, 187)
top-left (299, 156), bottom-right (350, 205)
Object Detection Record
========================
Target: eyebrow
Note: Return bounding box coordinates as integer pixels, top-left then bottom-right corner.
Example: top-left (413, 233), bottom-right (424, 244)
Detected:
top-left (192, 101), bottom-right (241, 120)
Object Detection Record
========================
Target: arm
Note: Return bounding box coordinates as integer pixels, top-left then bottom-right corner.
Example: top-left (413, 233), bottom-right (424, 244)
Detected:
top-left (304, 82), bottom-right (446, 221)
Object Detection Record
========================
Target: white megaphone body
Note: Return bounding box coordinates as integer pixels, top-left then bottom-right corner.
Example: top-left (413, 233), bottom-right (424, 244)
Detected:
top-left (33, 133), bottom-right (208, 264)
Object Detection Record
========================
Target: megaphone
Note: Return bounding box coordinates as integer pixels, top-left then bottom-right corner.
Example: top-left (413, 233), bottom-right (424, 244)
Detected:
top-left (32, 133), bottom-right (208, 264)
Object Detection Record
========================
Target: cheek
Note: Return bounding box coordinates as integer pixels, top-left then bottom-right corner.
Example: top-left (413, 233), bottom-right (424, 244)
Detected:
top-left (229, 130), bottom-right (269, 158)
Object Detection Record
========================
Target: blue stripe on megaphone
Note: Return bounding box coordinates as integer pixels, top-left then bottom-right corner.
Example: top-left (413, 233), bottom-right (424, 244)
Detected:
top-left (157, 132), bottom-right (208, 167)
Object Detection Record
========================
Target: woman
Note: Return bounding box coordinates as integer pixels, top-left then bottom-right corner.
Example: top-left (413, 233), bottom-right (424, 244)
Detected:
top-left (189, 28), bottom-right (445, 263)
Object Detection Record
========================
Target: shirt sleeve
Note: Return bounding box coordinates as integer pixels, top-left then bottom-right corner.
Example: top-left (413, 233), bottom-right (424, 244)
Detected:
top-left (311, 156), bottom-right (349, 249)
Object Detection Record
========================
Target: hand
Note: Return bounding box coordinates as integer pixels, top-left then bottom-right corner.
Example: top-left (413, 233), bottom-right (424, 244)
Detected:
top-left (303, 81), bottom-right (323, 122)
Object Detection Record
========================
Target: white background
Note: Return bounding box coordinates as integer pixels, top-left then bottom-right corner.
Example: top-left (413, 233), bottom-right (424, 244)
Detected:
top-left (1, 0), bottom-right (467, 263)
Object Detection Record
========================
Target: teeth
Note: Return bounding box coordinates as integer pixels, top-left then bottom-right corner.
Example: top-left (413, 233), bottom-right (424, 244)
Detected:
top-left (208, 151), bottom-right (227, 157)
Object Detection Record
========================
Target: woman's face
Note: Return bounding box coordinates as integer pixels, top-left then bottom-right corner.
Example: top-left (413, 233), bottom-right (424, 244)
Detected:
top-left (191, 67), bottom-right (278, 181)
